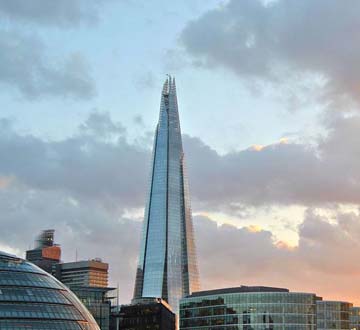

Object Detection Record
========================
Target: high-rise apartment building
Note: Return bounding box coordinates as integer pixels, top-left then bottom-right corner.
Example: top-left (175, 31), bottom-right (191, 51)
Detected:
top-left (25, 229), bottom-right (61, 274)
top-left (133, 76), bottom-right (200, 311)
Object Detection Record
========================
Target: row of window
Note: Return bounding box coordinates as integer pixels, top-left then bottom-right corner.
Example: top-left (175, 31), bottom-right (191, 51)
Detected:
top-left (180, 326), bottom-right (316, 330)
top-left (0, 287), bottom-right (70, 304)
top-left (0, 320), bottom-right (97, 330)
top-left (181, 305), bottom-right (316, 317)
top-left (0, 271), bottom-right (62, 289)
top-left (0, 261), bottom-right (43, 275)
top-left (0, 303), bottom-right (84, 321)
top-left (181, 315), bottom-right (316, 327)
top-left (181, 294), bottom-right (316, 308)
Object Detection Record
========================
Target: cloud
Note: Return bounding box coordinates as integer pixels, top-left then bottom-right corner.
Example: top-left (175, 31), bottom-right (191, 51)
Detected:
top-left (0, 0), bottom-right (109, 27)
top-left (2, 111), bottom-right (360, 212)
top-left (196, 210), bottom-right (360, 304)
top-left (0, 183), bottom-right (141, 304)
top-left (0, 30), bottom-right (95, 100)
top-left (180, 0), bottom-right (360, 107)
top-left (2, 190), bottom-right (360, 304)
top-left (183, 119), bottom-right (360, 208)
top-left (0, 113), bottom-right (149, 209)
top-left (1, 112), bottom-right (360, 304)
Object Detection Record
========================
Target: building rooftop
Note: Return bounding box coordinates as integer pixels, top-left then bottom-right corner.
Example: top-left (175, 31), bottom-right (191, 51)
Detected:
top-left (129, 297), bottom-right (173, 311)
top-left (57, 259), bottom-right (108, 270)
top-left (187, 286), bottom-right (289, 298)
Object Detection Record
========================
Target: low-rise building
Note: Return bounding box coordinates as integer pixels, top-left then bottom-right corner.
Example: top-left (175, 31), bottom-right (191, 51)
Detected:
top-left (111, 298), bottom-right (176, 330)
top-left (351, 307), bottom-right (360, 330)
top-left (180, 286), bottom-right (319, 330)
top-left (317, 300), bottom-right (352, 330)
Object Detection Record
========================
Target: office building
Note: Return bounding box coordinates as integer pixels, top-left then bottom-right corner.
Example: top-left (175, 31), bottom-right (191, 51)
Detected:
top-left (180, 286), bottom-right (319, 330)
top-left (133, 76), bottom-right (200, 312)
top-left (317, 300), bottom-right (352, 330)
top-left (25, 229), bottom-right (61, 274)
top-left (55, 259), bottom-right (112, 330)
top-left (350, 307), bottom-right (360, 330)
top-left (0, 250), bottom-right (100, 330)
top-left (72, 286), bottom-right (113, 330)
top-left (55, 258), bottom-right (108, 288)
top-left (111, 298), bottom-right (176, 330)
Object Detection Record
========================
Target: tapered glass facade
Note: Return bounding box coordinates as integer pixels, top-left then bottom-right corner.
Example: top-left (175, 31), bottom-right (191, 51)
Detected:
top-left (133, 76), bottom-right (200, 311)
top-left (0, 251), bottom-right (100, 330)
top-left (180, 286), bottom-right (318, 330)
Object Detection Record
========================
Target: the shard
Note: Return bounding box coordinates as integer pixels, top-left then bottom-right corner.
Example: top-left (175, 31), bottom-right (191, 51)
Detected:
top-left (133, 76), bottom-right (200, 311)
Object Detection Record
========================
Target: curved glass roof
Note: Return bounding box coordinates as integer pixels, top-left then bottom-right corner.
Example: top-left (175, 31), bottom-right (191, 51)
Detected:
top-left (0, 251), bottom-right (100, 330)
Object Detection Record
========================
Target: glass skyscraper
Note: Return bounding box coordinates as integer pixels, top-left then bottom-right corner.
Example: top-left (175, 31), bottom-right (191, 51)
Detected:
top-left (133, 76), bottom-right (200, 311)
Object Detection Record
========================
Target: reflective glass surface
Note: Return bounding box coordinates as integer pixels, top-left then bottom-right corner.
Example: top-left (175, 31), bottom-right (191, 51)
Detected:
top-left (180, 291), bottom-right (317, 330)
top-left (350, 306), bottom-right (360, 330)
top-left (0, 320), bottom-right (85, 330)
top-left (0, 251), bottom-right (100, 330)
top-left (317, 300), bottom-right (352, 330)
top-left (134, 77), bottom-right (200, 312)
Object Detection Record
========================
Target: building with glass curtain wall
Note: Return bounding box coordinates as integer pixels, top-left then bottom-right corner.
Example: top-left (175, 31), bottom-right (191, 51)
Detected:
top-left (54, 259), bottom-right (112, 330)
top-left (350, 306), bottom-right (360, 330)
top-left (71, 286), bottom-right (113, 330)
top-left (317, 300), bottom-right (352, 330)
top-left (112, 298), bottom-right (176, 330)
top-left (133, 76), bottom-right (200, 312)
top-left (0, 251), bottom-right (99, 330)
top-left (180, 286), bottom-right (319, 330)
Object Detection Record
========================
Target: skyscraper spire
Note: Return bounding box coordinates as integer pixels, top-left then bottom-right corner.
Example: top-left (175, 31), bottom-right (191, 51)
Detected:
top-left (133, 76), bottom-right (200, 312)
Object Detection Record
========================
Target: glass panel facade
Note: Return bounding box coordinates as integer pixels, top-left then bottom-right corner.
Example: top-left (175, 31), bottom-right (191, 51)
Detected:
top-left (180, 289), bottom-right (317, 330)
top-left (317, 300), bottom-right (352, 330)
top-left (350, 306), bottom-right (360, 330)
top-left (0, 287), bottom-right (70, 304)
top-left (0, 271), bottom-right (63, 289)
top-left (0, 320), bottom-right (84, 330)
top-left (133, 76), bottom-right (200, 312)
top-left (0, 251), bottom-right (100, 330)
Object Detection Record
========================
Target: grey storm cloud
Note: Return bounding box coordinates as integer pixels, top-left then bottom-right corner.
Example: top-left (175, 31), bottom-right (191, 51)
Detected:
top-left (0, 30), bottom-right (95, 100)
top-left (0, 0), bottom-right (109, 27)
top-left (180, 0), bottom-right (360, 107)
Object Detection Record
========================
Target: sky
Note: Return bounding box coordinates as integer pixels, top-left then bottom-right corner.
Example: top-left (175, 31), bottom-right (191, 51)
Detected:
top-left (1, 0), bottom-right (360, 305)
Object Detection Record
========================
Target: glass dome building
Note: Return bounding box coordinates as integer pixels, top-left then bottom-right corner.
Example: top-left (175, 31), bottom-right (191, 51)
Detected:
top-left (0, 251), bottom-right (100, 330)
